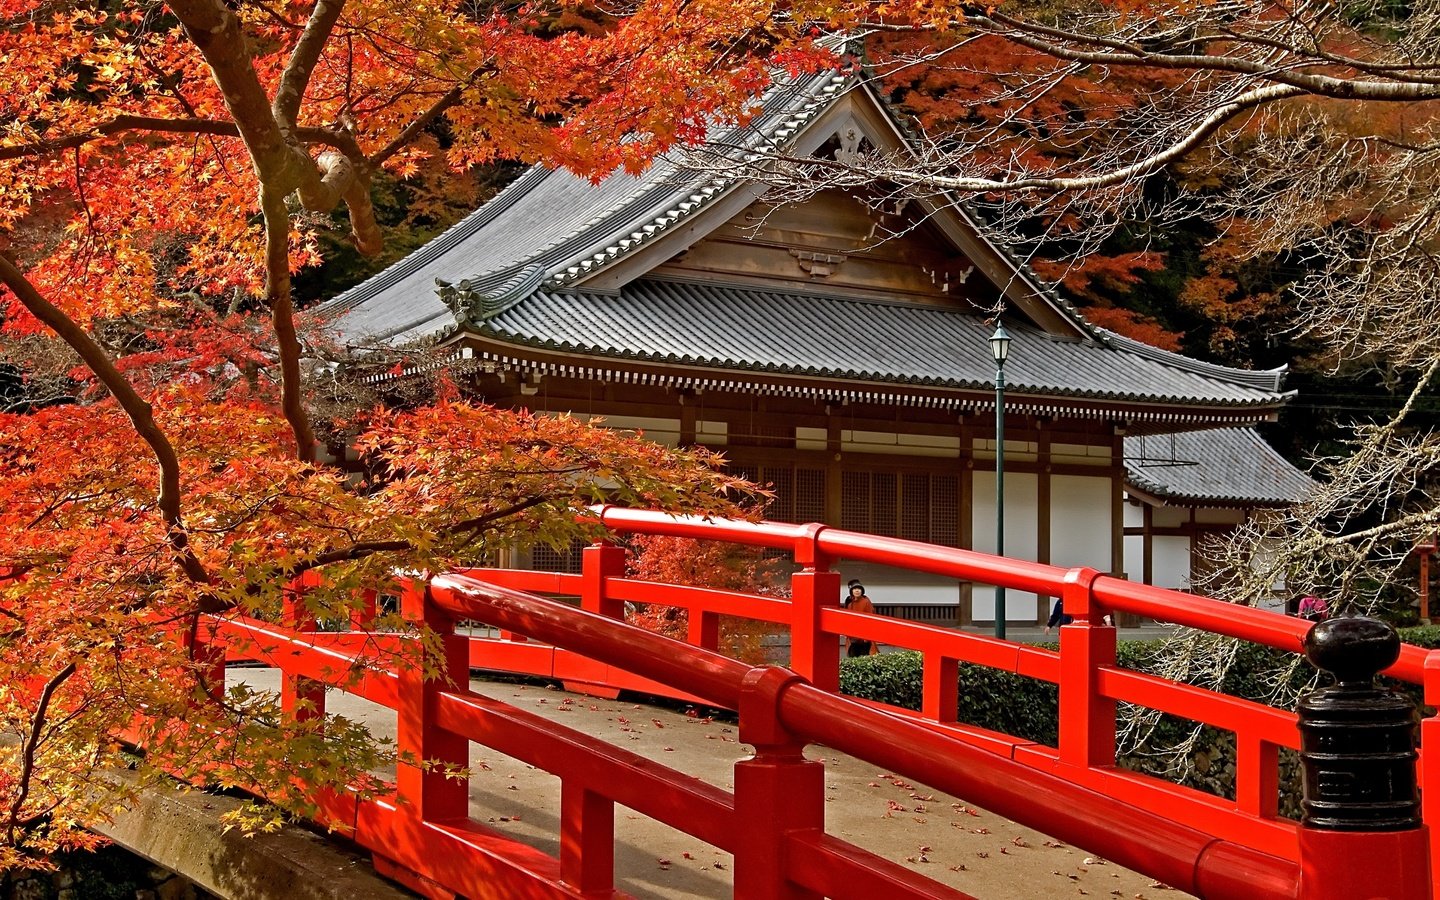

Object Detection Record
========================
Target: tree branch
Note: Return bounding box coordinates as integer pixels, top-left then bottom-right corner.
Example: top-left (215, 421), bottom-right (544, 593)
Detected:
top-left (165, 0), bottom-right (305, 183)
top-left (6, 662), bottom-right (77, 844)
top-left (727, 82), bottom-right (1302, 195)
top-left (974, 11), bottom-right (1440, 102)
top-left (258, 190), bottom-right (319, 463)
top-left (289, 496), bottom-right (553, 574)
top-left (368, 67), bottom-right (489, 168)
top-left (273, 0), bottom-right (348, 133)
top-left (0, 114), bottom-right (359, 162)
top-left (0, 254), bottom-right (212, 588)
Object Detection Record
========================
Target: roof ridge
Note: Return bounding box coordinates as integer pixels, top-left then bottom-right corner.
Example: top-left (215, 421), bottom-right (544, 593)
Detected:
top-left (1100, 328), bottom-right (1288, 392)
top-left (542, 68), bottom-right (856, 288)
top-left (635, 272), bottom-right (984, 310)
top-left (320, 166), bottom-right (550, 316)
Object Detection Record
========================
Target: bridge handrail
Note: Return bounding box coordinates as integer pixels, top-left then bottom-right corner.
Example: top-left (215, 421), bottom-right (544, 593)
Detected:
top-left (428, 572), bottom-right (1300, 899)
top-left (590, 507), bottom-right (1430, 684)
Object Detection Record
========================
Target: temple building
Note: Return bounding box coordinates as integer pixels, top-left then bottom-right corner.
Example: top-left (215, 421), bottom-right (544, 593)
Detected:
top-left (322, 67), bottom-right (1310, 627)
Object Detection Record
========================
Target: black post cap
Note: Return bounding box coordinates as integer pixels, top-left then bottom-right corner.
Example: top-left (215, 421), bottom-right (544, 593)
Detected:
top-left (1303, 615), bottom-right (1401, 686)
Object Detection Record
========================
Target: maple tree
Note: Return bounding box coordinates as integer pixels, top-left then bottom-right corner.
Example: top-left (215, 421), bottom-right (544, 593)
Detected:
top-left (625, 535), bottom-right (787, 664)
top-left (0, 0), bottom-right (847, 869)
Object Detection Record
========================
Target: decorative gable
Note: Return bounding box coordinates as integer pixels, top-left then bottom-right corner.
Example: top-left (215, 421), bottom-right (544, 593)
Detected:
top-left (653, 190), bottom-right (993, 307)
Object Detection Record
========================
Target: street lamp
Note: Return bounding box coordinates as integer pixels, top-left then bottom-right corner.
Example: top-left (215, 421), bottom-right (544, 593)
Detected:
top-left (989, 324), bottom-right (1011, 640)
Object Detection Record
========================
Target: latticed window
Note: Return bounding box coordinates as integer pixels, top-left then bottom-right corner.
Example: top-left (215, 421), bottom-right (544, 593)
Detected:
top-left (531, 538), bottom-right (585, 573)
top-left (842, 469), bottom-right (960, 546)
top-left (794, 467), bottom-right (825, 523)
top-left (733, 463), bottom-right (827, 524)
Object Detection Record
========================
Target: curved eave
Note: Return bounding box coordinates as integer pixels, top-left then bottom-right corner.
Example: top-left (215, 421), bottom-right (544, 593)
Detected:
top-left (435, 331), bottom-right (1290, 423)
top-left (1122, 481), bottom-right (1305, 509)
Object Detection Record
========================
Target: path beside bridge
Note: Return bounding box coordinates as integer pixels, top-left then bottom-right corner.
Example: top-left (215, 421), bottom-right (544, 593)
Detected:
top-left (238, 669), bottom-right (1191, 900)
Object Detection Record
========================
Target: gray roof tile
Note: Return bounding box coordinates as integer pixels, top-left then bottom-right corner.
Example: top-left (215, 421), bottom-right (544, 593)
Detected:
top-left (1124, 428), bottom-right (1313, 505)
top-left (478, 280), bottom-right (1287, 409)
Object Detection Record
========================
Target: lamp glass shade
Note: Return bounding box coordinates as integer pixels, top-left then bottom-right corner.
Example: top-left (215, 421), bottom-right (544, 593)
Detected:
top-left (989, 324), bottom-right (1012, 365)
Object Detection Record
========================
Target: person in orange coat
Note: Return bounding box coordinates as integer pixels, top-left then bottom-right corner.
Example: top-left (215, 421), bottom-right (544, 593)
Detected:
top-left (843, 580), bottom-right (879, 657)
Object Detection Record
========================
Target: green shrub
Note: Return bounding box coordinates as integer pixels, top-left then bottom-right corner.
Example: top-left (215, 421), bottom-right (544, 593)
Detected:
top-left (838, 651), bottom-right (1058, 745)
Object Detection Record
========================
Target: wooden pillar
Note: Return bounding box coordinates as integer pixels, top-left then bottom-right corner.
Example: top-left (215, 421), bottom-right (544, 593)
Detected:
top-left (1111, 426), bottom-right (1130, 625)
top-left (958, 415), bottom-right (974, 626)
top-left (678, 390), bottom-right (697, 447)
top-left (1036, 419), bottom-right (1052, 625)
top-left (824, 409), bottom-right (842, 526)
top-left (1142, 503), bottom-right (1154, 586)
top-left (1186, 509), bottom-right (1199, 590)
top-left (1418, 537), bottom-right (1434, 623)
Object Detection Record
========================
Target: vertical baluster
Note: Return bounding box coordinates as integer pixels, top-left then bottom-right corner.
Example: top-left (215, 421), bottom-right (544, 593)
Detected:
top-left (283, 574), bottom-right (325, 722)
top-left (581, 541), bottom-right (626, 619)
top-left (688, 608), bottom-right (720, 652)
top-left (789, 524), bottom-right (839, 693)
top-left (1058, 567), bottom-right (1116, 770)
top-left (395, 579), bottom-right (470, 822)
top-left (923, 654), bottom-right (959, 724)
top-left (560, 782), bottom-right (615, 896)
top-left (733, 668), bottom-right (823, 900)
top-left (183, 614), bottom-right (226, 703)
top-left (348, 586), bottom-right (378, 631)
top-left (1234, 735), bottom-right (1279, 818)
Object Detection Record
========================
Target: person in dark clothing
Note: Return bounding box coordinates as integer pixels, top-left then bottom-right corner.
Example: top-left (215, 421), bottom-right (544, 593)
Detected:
top-left (843, 580), bottom-right (878, 657)
top-left (1044, 598), bottom-right (1113, 634)
top-left (1043, 598), bottom-right (1073, 635)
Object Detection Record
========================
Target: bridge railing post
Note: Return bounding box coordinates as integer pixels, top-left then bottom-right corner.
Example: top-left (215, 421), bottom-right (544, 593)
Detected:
top-left (395, 578), bottom-right (470, 823)
top-left (581, 541), bottom-right (626, 619)
top-left (348, 586), bottom-right (379, 631)
top-left (789, 527), bottom-right (840, 688)
top-left (734, 667), bottom-right (824, 900)
top-left (1057, 567), bottom-right (1116, 771)
top-left (181, 615), bottom-right (226, 703)
top-left (687, 607), bottom-right (720, 652)
top-left (1296, 616), bottom-right (1429, 900)
top-left (1424, 653), bottom-right (1440, 899)
top-left (789, 525), bottom-right (839, 693)
top-left (560, 781), bottom-right (615, 896)
top-left (282, 573), bottom-right (326, 722)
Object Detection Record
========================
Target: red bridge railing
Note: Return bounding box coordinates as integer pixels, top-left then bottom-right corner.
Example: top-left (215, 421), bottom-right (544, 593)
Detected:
top-left (212, 509), bottom-right (1433, 899)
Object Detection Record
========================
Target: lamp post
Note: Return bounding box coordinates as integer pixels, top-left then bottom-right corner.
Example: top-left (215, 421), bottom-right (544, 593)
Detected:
top-left (990, 324), bottom-right (1011, 640)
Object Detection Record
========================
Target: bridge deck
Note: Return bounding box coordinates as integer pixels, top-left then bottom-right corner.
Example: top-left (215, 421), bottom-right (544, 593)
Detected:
top-left (236, 668), bottom-right (1186, 900)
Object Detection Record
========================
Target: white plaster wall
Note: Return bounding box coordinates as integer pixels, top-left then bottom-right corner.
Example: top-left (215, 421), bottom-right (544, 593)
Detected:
top-left (832, 563), bottom-right (962, 608)
top-left (840, 430), bottom-right (961, 457)
top-left (971, 472), bottom-right (1039, 621)
top-left (1152, 535), bottom-right (1191, 590)
top-left (568, 414), bottom-right (682, 447)
top-left (1050, 475), bottom-right (1113, 572)
top-left (1123, 533), bottom-right (1144, 583)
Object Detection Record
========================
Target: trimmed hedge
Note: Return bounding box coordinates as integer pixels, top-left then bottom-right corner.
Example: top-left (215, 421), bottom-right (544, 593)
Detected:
top-left (839, 625), bottom-right (1439, 815)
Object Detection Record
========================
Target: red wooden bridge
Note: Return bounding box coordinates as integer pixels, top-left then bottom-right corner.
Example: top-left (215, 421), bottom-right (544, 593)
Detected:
top-left (211, 508), bottom-right (1433, 899)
